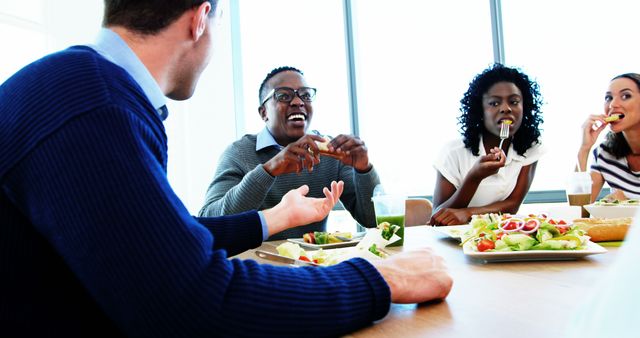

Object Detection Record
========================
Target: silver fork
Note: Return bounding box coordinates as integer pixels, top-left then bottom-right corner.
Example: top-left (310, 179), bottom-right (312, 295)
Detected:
top-left (497, 122), bottom-right (510, 158)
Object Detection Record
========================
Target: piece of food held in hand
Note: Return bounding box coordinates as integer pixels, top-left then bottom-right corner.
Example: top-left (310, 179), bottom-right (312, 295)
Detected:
top-left (314, 134), bottom-right (346, 159)
top-left (302, 231), bottom-right (353, 244)
top-left (462, 213), bottom-right (590, 252)
top-left (502, 120), bottom-right (513, 125)
top-left (604, 113), bottom-right (625, 123)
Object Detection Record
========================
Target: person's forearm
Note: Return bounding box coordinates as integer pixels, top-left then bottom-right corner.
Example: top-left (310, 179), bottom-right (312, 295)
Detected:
top-left (436, 175), bottom-right (482, 210)
top-left (463, 199), bottom-right (522, 216)
top-left (577, 147), bottom-right (591, 172)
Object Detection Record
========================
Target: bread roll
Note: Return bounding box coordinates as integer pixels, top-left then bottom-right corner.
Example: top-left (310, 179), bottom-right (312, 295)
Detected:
top-left (315, 137), bottom-right (345, 159)
top-left (573, 217), bottom-right (632, 242)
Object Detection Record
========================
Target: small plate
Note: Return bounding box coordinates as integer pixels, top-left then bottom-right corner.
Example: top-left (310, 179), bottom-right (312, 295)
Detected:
top-left (463, 241), bottom-right (607, 262)
top-left (287, 232), bottom-right (365, 249)
top-left (430, 225), bottom-right (470, 241)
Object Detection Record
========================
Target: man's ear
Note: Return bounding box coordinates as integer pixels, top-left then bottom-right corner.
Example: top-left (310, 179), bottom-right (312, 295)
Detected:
top-left (192, 2), bottom-right (211, 41)
top-left (258, 106), bottom-right (268, 121)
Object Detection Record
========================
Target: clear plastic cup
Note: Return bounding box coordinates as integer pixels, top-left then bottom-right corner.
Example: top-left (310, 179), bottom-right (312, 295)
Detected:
top-left (371, 194), bottom-right (406, 246)
top-left (567, 172), bottom-right (592, 218)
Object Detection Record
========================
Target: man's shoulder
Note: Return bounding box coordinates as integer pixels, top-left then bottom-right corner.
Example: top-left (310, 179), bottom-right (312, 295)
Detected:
top-left (2, 46), bottom-right (137, 103)
top-left (227, 134), bottom-right (258, 151)
top-left (219, 134), bottom-right (258, 159)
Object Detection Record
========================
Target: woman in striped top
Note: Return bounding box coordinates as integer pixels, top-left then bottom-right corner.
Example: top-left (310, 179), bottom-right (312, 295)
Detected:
top-left (578, 73), bottom-right (640, 201)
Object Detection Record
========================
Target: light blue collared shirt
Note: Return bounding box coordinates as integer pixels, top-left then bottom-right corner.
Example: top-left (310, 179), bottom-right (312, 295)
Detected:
top-left (89, 28), bottom-right (168, 120)
top-left (256, 127), bottom-right (283, 152)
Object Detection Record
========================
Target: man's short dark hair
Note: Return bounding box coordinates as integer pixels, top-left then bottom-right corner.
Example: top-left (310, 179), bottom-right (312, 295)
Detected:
top-left (258, 66), bottom-right (304, 104)
top-left (103, 0), bottom-right (218, 35)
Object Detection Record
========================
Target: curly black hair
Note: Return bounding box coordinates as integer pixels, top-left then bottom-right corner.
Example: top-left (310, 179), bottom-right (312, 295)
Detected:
top-left (258, 66), bottom-right (303, 105)
top-left (458, 63), bottom-right (544, 156)
top-left (601, 73), bottom-right (640, 158)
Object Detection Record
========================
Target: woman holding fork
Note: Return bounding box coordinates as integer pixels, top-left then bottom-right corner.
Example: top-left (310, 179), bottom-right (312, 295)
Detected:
top-left (430, 64), bottom-right (545, 226)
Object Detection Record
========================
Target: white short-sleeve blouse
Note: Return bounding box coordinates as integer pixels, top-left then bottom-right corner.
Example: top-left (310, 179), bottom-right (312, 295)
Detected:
top-left (433, 137), bottom-right (545, 207)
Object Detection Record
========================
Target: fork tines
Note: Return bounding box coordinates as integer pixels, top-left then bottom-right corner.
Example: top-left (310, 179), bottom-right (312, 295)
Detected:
top-left (498, 122), bottom-right (510, 151)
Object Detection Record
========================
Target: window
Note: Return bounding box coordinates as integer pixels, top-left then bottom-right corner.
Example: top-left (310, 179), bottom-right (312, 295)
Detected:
top-left (0, 1), bottom-right (46, 83)
top-left (352, 0), bottom-right (494, 196)
top-left (502, 0), bottom-right (640, 191)
top-left (237, 0), bottom-right (351, 136)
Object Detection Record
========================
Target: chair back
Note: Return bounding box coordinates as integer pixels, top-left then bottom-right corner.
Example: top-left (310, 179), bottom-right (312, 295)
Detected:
top-left (405, 198), bottom-right (433, 226)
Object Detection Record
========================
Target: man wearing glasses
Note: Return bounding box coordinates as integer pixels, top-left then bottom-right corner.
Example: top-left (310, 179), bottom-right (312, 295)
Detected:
top-left (200, 66), bottom-right (380, 240)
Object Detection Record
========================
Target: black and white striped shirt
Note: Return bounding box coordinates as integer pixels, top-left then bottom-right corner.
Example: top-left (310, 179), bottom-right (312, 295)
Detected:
top-left (591, 144), bottom-right (640, 198)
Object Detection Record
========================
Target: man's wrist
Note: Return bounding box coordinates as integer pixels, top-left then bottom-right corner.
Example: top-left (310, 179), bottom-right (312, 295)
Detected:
top-left (355, 163), bottom-right (373, 173)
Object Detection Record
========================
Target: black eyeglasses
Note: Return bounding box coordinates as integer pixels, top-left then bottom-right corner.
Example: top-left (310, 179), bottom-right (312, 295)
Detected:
top-left (261, 87), bottom-right (317, 106)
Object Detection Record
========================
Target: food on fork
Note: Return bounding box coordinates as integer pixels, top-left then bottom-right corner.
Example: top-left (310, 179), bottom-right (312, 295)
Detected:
top-left (501, 120), bottom-right (513, 125)
top-left (604, 113), bottom-right (625, 123)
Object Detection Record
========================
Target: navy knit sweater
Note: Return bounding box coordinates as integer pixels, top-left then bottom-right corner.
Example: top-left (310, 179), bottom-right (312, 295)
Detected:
top-left (0, 47), bottom-right (390, 337)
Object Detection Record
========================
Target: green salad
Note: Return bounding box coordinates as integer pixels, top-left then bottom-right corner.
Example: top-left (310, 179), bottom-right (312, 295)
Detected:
top-left (462, 213), bottom-right (590, 252)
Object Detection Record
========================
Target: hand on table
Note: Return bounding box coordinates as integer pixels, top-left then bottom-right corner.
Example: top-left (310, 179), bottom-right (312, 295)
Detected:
top-left (262, 181), bottom-right (344, 236)
top-left (372, 247), bottom-right (453, 303)
top-left (429, 208), bottom-right (472, 226)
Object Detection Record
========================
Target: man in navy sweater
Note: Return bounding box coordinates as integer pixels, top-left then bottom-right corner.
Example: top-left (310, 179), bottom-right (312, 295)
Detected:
top-left (0, 1), bottom-right (452, 337)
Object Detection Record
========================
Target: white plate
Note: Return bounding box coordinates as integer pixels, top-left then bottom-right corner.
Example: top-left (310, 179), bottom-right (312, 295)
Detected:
top-left (584, 204), bottom-right (639, 218)
top-left (287, 233), bottom-right (365, 249)
top-left (430, 225), bottom-right (470, 241)
top-left (463, 241), bottom-right (607, 262)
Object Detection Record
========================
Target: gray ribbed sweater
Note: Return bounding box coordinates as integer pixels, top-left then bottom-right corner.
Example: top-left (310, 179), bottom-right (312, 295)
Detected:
top-left (199, 134), bottom-right (380, 239)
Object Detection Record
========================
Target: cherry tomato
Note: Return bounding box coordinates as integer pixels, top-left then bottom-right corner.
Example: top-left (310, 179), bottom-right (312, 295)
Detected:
top-left (522, 219), bottom-right (540, 232)
top-left (558, 220), bottom-right (567, 225)
top-left (477, 239), bottom-right (496, 252)
top-left (298, 256), bottom-right (311, 262)
top-left (496, 232), bottom-right (506, 240)
top-left (504, 221), bottom-right (518, 230)
top-left (556, 225), bottom-right (569, 235)
top-left (548, 219), bottom-right (557, 225)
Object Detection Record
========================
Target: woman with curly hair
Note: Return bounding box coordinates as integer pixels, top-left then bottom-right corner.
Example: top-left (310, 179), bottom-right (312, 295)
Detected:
top-left (578, 73), bottom-right (640, 201)
top-left (429, 64), bottom-right (545, 226)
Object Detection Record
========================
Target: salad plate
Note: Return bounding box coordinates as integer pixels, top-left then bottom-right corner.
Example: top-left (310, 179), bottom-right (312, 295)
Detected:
top-left (430, 225), bottom-right (470, 241)
top-left (287, 232), bottom-right (366, 249)
top-left (463, 240), bottom-right (607, 262)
